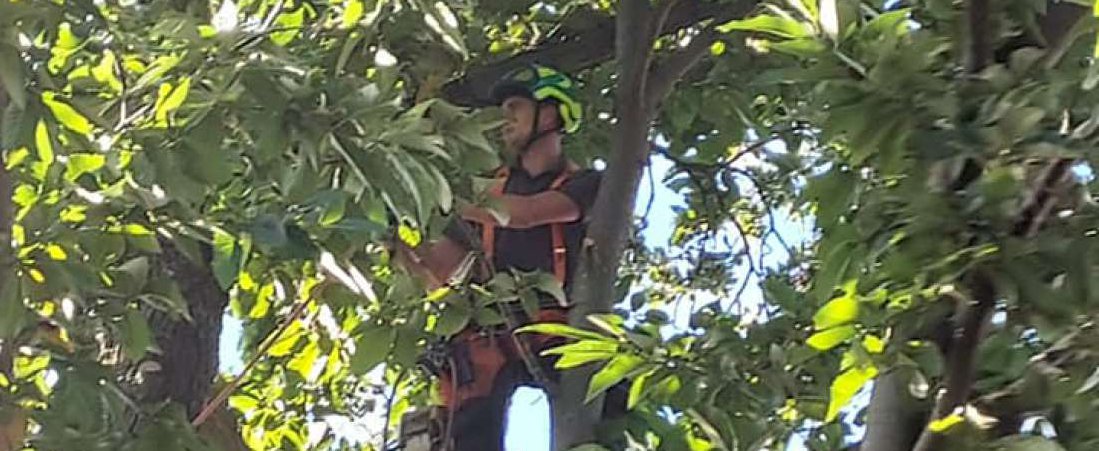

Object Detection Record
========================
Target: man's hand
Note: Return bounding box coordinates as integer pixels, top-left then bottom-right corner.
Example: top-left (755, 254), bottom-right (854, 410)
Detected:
top-left (389, 235), bottom-right (471, 291)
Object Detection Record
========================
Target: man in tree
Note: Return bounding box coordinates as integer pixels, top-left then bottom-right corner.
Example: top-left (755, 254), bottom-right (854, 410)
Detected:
top-left (394, 64), bottom-right (602, 451)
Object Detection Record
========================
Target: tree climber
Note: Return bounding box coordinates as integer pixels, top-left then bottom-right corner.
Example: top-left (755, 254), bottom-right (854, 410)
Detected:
top-left (393, 64), bottom-right (603, 451)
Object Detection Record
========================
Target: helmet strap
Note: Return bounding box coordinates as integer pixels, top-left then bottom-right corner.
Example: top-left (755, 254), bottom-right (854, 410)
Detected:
top-left (519, 102), bottom-right (561, 156)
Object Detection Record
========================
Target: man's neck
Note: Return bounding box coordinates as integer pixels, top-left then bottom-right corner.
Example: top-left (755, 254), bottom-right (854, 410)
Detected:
top-left (518, 136), bottom-right (563, 177)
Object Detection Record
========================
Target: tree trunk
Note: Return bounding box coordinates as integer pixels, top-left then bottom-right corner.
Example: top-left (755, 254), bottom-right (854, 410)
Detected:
top-left (552, 1), bottom-right (658, 447)
top-left (862, 372), bottom-right (925, 451)
top-left (145, 241), bottom-right (228, 416)
top-left (123, 240), bottom-right (228, 423)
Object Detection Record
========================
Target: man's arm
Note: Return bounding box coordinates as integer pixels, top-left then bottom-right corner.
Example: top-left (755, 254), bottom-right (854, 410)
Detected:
top-left (391, 236), bottom-right (471, 290)
top-left (459, 169), bottom-right (602, 229)
top-left (458, 191), bottom-right (581, 229)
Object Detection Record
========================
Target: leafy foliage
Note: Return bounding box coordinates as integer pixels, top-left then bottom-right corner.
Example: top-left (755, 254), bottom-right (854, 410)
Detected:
top-left (3, 0), bottom-right (1099, 451)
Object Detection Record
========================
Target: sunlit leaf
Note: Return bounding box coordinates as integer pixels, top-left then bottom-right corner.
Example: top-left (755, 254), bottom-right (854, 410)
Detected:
top-left (927, 412), bottom-right (964, 433)
top-left (717, 15), bottom-right (810, 38)
top-left (41, 92), bottom-right (93, 134)
top-left (807, 325), bottom-right (856, 351)
top-left (64, 153), bottom-right (105, 181)
top-left (812, 280), bottom-right (858, 329)
top-left (342, 0), bottom-right (365, 28)
top-left (586, 354), bottom-right (645, 403)
top-left (825, 363), bottom-right (877, 421)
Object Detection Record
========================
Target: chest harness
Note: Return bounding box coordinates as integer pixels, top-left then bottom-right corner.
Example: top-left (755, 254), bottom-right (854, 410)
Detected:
top-left (481, 164), bottom-right (577, 291)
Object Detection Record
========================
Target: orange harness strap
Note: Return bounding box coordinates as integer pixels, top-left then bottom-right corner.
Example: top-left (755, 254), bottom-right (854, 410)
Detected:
top-left (481, 166), bottom-right (573, 285)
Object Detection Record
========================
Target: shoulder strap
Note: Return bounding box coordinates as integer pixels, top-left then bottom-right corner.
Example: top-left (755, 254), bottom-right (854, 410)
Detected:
top-left (480, 164), bottom-right (576, 298)
top-left (548, 169), bottom-right (573, 289)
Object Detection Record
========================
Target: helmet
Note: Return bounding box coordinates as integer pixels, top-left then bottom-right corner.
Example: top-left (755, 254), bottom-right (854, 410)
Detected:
top-left (490, 64), bottom-right (582, 134)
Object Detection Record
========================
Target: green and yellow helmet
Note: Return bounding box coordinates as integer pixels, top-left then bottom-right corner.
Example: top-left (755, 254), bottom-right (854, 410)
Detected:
top-left (490, 64), bottom-right (583, 134)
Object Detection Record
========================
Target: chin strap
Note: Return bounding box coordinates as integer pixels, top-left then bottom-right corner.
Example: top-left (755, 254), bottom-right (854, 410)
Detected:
top-left (517, 101), bottom-right (563, 156)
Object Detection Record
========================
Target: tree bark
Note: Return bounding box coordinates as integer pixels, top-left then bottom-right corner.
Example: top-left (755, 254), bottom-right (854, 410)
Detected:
top-left (0, 80), bottom-right (13, 378)
top-left (140, 240), bottom-right (228, 417)
top-left (440, 1), bottom-right (749, 107)
top-left (549, 0), bottom-right (756, 447)
top-left (552, 2), bottom-right (660, 448)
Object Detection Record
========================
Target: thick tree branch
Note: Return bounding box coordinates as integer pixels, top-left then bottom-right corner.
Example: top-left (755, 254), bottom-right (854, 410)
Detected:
top-left (912, 3), bottom-right (996, 450)
top-left (965, 0), bottom-right (991, 74)
top-left (0, 88), bottom-right (11, 380)
top-left (440, 0), bottom-right (750, 106)
top-left (912, 272), bottom-right (995, 451)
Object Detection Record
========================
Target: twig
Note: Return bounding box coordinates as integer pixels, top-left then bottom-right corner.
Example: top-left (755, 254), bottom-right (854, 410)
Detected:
top-left (380, 369), bottom-right (407, 450)
top-left (641, 154), bottom-right (657, 230)
top-left (650, 0), bottom-right (682, 46)
top-left (191, 296), bottom-right (312, 427)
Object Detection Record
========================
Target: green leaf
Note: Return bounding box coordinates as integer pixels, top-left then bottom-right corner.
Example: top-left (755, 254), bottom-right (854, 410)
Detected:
top-left (33, 120), bottom-right (54, 180)
top-left (542, 339), bottom-right (619, 369)
top-left (342, 0), bottom-right (365, 28)
top-left (587, 314), bottom-right (626, 338)
top-left (516, 323), bottom-right (611, 342)
top-left (434, 304), bottom-right (471, 336)
top-left (271, 6), bottom-right (307, 46)
top-left (862, 334), bottom-right (885, 354)
top-left (717, 15), bottom-right (810, 38)
top-left (825, 363), bottom-right (877, 421)
top-left (113, 257), bottom-right (150, 294)
top-left (474, 308), bottom-right (506, 326)
top-left (531, 272), bottom-right (567, 306)
top-left (121, 310), bottom-right (153, 360)
top-left (153, 78), bottom-right (190, 126)
top-left (807, 325), bottom-right (856, 351)
top-left (812, 285), bottom-right (859, 329)
top-left (586, 354), bottom-right (645, 403)
top-left (0, 271), bottom-right (26, 339)
top-left (91, 50), bottom-right (122, 92)
top-left (627, 368), bottom-right (656, 409)
top-left (64, 153), bottom-right (105, 181)
top-left (288, 340), bottom-right (321, 381)
top-left (229, 394), bottom-right (259, 414)
top-left (41, 92), bottom-right (93, 135)
top-left (268, 321), bottom-right (303, 357)
top-left (212, 229), bottom-right (241, 290)
top-left (350, 326), bottom-right (394, 374)
top-left (0, 45), bottom-right (26, 109)
top-left (927, 413), bottom-right (964, 433)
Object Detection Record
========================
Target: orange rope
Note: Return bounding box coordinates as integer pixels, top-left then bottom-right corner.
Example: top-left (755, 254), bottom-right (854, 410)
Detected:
top-left (191, 297), bottom-right (312, 427)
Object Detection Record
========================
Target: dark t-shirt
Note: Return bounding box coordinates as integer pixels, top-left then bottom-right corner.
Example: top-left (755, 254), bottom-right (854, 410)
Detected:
top-left (444, 162), bottom-right (602, 295)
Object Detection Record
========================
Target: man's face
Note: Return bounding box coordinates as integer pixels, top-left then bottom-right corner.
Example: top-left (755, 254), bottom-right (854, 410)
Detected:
top-left (500, 96), bottom-right (536, 153)
top-left (500, 96), bottom-right (557, 153)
